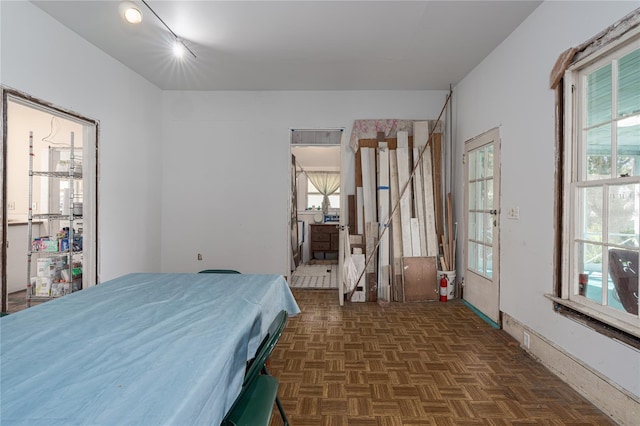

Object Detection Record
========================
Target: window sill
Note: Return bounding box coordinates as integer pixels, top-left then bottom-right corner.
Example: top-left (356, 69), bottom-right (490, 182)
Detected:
top-left (546, 294), bottom-right (640, 350)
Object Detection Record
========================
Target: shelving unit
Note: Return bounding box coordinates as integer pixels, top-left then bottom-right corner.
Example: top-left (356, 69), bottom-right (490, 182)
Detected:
top-left (26, 131), bottom-right (83, 307)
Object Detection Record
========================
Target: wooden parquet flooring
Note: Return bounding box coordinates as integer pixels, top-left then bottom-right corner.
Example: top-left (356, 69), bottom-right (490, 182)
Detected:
top-left (268, 290), bottom-right (615, 426)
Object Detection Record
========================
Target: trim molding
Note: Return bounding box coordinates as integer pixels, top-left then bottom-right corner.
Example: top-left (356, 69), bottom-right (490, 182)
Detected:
top-left (502, 312), bottom-right (639, 426)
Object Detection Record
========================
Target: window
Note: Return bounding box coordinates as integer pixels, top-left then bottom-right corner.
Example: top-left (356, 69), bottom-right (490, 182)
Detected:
top-left (559, 24), bottom-right (640, 338)
top-left (307, 178), bottom-right (340, 210)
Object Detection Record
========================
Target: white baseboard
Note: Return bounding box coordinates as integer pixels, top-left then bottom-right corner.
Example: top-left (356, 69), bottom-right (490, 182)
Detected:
top-left (502, 313), bottom-right (639, 426)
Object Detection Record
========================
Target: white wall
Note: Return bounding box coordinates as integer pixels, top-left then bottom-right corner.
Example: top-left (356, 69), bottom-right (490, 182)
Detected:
top-left (1, 1), bottom-right (163, 281)
top-left (160, 90), bottom-right (448, 274)
top-left (453, 1), bottom-right (640, 398)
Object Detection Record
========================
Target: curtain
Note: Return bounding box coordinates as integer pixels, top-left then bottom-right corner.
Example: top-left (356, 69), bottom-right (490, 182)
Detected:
top-left (306, 171), bottom-right (340, 214)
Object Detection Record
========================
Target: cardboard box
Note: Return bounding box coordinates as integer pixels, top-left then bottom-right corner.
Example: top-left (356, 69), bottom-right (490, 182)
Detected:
top-left (37, 257), bottom-right (63, 279)
top-left (32, 239), bottom-right (59, 252)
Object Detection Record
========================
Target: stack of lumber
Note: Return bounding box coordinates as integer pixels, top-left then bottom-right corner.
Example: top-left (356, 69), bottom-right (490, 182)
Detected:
top-left (349, 121), bottom-right (448, 302)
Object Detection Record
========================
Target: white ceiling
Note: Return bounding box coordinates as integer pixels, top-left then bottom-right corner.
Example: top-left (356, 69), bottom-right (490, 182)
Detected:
top-left (32, 0), bottom-right (542, 91)
top-left (292, 145), bottom-right (341, 171)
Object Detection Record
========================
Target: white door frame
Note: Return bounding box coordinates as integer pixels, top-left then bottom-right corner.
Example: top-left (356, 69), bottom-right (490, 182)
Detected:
top-left (463, 127), bottom-right (501, 326)
top-left (287, 129), bottom-right (345, 305)
top-left (1, 88), bottom-right (99, 312)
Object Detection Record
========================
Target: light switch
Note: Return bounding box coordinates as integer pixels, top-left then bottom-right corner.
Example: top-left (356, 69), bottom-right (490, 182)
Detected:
top-left (508, 206), bottom-right (520, 219)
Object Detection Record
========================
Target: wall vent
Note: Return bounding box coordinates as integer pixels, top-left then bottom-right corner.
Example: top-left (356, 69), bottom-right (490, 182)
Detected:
top-left (291, 129), bottom-right (343, 145)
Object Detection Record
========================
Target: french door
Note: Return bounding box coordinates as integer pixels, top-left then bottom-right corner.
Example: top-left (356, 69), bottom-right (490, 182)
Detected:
top-left (464, 128), bottom-right (501, 325)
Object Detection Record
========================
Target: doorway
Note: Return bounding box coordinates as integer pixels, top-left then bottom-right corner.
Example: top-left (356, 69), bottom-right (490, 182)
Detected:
top-left (1, 89), bottom-right (98, 313)
top-left (463, 127), bottom-right (501, 326)
top-left (288, 129), bottom-right (344, 294)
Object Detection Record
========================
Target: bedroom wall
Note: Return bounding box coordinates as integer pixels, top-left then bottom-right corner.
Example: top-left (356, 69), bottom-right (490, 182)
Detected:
top-left (1, 1), bottom-right (163, 281)
top-left (160, 90), bottom-right (448, 275)
top-left (453, 0), bottom-right (639, 402)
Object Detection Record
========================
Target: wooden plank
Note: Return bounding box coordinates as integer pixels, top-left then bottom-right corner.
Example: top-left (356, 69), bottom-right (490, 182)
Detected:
top-left (355, 146), bottom-right (363, 188)
top-left (413, 121), bottom-right (430, 256)
top-left (377, 142), bottom-right (390, 301)
top-left (389, 150), bottom-right (403, 301)
top-left (410, 218), bottom-right (421, 256)
top-left (361, 147), bottom-right (374, 224)
top-left (356, 187), bottom-right (364, 235)
top-left (365, 222), bottom-right (378, 299)
top-left (358, 136), bottom-right (413, 150)
top-left (413, 147), bottom-right (427, 255)
top-left (402, 256), bottom-right (438, 301)
top-left (396, 131), bottom-right (413, 257)
top-left (348, 194), bottom-right (356, 235)
top-left (447, 193), bottom-right (454, 269)
top-left (351, 253), bottom-right (366, 302)
top-left (432, 133), bottom-right (444, 237)
top-left (421, 144), bottom-right (438, 257)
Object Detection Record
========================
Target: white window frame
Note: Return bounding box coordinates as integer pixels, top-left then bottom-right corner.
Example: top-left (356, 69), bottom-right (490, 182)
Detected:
top-left (561, 29), bottom-right (640, 337)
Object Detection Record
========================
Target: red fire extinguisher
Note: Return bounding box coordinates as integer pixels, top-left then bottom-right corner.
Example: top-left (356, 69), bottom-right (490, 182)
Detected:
top-left (440, 274), bottom-right (448, 302)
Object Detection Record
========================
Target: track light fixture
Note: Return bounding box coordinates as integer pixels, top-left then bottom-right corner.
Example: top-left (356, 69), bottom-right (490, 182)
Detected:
top-left (139, 0), bottom-right (197, 59)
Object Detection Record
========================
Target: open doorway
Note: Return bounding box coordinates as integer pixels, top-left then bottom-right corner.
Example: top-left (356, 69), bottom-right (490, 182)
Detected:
top-left (289, 129), bottom-right (343, 290)
top-left (1, 89), bottom-right (98, 314)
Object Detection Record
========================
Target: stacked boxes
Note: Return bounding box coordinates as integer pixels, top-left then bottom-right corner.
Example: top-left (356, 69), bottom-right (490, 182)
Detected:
top-left (31, 257), bottom-right (66, 297)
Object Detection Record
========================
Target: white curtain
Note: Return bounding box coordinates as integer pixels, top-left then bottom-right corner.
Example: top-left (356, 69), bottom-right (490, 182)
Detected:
top-left (306, 172), bottom-right (340, 214)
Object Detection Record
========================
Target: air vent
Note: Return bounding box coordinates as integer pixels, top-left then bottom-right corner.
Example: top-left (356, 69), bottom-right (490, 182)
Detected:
top-left (291, 129), bottom-right (343, 145)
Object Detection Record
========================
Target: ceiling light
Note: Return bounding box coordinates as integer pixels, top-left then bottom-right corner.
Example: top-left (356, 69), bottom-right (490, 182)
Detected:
top-left (139, 0), bottom-right (197, 59)
top-left (173, 39), bottom-right (185, 59)
top-left (119, 1), bottom-right (143, 24)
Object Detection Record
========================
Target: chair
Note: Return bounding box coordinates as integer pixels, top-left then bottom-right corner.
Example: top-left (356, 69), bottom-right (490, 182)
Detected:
top-left (198, 269), bottom-right (241, 274)
top-left (608, 249), bottom-right (639, 315)
top-left (221, 310), bottom-right (289, 426)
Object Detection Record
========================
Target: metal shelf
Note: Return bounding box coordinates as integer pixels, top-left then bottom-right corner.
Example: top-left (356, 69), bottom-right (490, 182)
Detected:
top-left (31, 170), bottom-right (82, 178)
top-left (27, 131), bottom-right (83, 307)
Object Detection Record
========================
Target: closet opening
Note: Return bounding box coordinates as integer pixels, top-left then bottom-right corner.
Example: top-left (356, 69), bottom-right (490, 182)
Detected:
top-left (1, 89), bottom-right (99, 314)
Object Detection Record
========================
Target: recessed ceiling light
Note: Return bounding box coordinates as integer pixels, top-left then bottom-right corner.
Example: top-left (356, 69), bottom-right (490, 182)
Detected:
top-left (119, 1), bottom-right (143, 24)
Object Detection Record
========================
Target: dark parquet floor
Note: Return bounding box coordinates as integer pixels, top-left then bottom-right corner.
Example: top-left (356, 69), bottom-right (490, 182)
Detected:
top-left (268, 289), bottom-right (615, 426)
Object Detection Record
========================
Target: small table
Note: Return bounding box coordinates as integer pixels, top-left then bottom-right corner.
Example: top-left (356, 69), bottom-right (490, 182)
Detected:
top-left (1, 272), bottom-right (300, 425)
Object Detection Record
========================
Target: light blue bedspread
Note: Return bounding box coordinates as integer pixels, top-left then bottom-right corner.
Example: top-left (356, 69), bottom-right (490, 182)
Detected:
top-left (0, 273), bottom-right (300, 425)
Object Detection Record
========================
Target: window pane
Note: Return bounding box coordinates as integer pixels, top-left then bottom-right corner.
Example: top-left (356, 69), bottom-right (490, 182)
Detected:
top-left (468, 242), bottom-right (477, 271)
top-left (307, 195), bottom-right (323, 209)
top-left (586, 124), bottom-right (612, 180)
top-left (476, 212), bottom-right (484, 241)
top-left (608, 183), bottom-right (639, 248)
top-left (486, 146), bottom-right (494, 179)
top-left (578, 186), bottom-right (602, 243)
top-left (328, 194), bottom-right (340, 209)
top-left (477, 181), bottom-right (485, 210)
top-left (486, 178), bottom-right (494, 207)
top-left (618, 48), bottom-right (640, 118)
top-left (476, 149), bottom-right (485, 179)
top-left (608, 248), bottom-right (639, 314)
top-left (477, 243), bottom-right (485, 275)
top-left (577, 242), bottom-right (603, 303)
top-left (617, 122), bottom-right (640, 177)
top-left (469, 150), bottom-right (477, 180)
top-left (484, 213), bottom-right (493, 244)
top-left (485, 245), bottom-right (493, 279)
top-left (469, 181), bottom-right (477, 210)
top-left (587, 64), bottom-right (612, 127)
top-left (469, 210), bottom-right (476, 240)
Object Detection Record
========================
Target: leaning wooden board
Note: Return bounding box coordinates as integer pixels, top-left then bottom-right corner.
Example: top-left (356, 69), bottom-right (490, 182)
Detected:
top-left (402, 256), bottom-right (438, 302)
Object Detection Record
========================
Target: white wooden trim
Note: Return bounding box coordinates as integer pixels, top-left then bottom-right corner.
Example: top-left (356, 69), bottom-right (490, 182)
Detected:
top-left (503, 312), bottom-right (639, 426)
top-left (397, 132), bottom-right (413, 257)
top-left (377, 142), bottom-right (390, 300)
